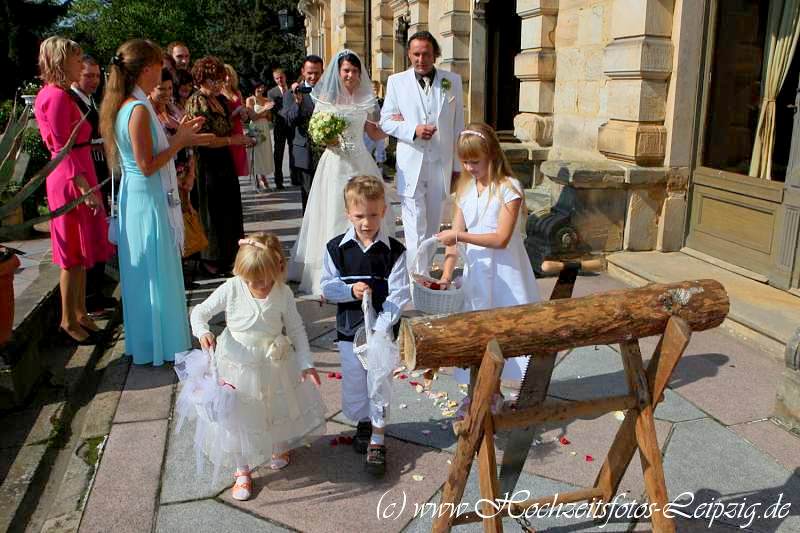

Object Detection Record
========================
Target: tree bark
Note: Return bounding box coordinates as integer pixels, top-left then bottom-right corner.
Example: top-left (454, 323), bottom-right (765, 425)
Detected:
top-left (399, 279), bottom-right (728, 370)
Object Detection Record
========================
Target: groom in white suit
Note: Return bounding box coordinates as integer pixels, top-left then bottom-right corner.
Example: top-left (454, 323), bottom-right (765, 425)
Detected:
top-left (380, 31), bottom-right (465, 265)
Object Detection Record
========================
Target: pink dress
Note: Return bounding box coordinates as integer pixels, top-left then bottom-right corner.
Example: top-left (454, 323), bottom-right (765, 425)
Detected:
top-left (35, 84), bottom-right (114, 269)
top-left (226, 94), bottom-right (249, 177)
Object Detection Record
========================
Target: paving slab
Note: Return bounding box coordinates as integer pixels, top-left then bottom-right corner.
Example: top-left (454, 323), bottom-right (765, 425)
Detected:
top-left (221, 421), bottom-right (450, 533)
top-left (519, 411), bottom-right (672, 502)
top-left (403, 463), bottom-right (633, 532)
top-left (295, 299), bottom-right (336, 341)
top-left (159, 416), bottom-right (230, 505)
top-left (548, 344), bottom-right (629, 401)
top-left (156, 499), bottom-right (292, 533)
top-left (730, 419), bottom-right (800, 473)
top-left (112, 365), bottom-right (176, 424)
top-left (662, 418), bottom-right (800, 532)
top-left (0, 400), bottom-right (62, 449)
top-left (664, 328), bottom-right (784, 426)
top-left (80, 419), bottom-right (168, 533)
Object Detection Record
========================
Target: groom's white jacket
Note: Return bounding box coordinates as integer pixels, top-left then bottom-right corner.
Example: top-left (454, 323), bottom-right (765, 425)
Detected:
top-left (380, 68), bottom-right (465, 197)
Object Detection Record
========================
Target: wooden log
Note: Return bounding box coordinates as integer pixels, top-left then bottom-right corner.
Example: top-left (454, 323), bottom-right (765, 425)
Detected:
top-left (433, 340), bottom-right (505, 533)
top-left (399, 279), bottom-right (727, 370)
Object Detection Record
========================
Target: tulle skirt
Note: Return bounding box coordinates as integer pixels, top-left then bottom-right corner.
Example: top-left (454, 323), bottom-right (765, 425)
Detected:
top-left (175, 329), bottom-right (326, 478)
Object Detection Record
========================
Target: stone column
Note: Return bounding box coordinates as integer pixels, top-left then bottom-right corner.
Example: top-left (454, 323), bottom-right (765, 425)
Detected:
top-left (437, 0), bottom-right (470, 81)
top-left (467, 0), bottom-right (488, 123)
top-left (371, 0), bottom-right (395, 86)
top-left (335, 0), bottom-right (368, 58)
top-left (597, 0), bottom-right (674, 166)
top-left (408, 0), bottom-right (429, 34)
top-left (390, 0), bottom-right (410, 74)
top-left (512, 0), bottom-right (557, 147)
top-left (298, 0), bottom-right (324, 56)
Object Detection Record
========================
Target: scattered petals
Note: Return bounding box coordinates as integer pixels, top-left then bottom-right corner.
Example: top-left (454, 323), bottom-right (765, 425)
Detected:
top-left (335, 372), bottom-right (342, 380)
top-left (412, 474), bottom-right (425, 481)
top-left (585, 455), bottom-right (594, 462)
top-left (416, 385), bottom-right (424, 393)
top-left (327, 372), bottom-right (336, 379)
top-left (421, 429), bottom-right (431, 435)
top-left (614, 411), bottom-right (625, 421)
top-left (570, 451), bottom-right (577, 456)
top-left (409, 381), bottom-right (420, 387)
top-left (337, 435), bottom-right (353, 444)
top-left (447, 459), bottom-right (452, 465)
top-left (330, 438), bottom-right (339, 446)
top-left (398, 374), bottom-right (408, 380)
top-left (559, 436), bottom-right (571, 446)
top-left (398, 403), bottom-right (408, 409)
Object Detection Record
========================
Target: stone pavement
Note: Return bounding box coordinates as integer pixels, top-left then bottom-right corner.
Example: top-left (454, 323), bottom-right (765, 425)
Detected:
top-left (77, 180), bottom-right (800, 533)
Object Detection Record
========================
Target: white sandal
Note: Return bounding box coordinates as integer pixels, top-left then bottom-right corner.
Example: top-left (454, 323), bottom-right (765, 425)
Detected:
top-left (231, 470), bottom-right (252, 501)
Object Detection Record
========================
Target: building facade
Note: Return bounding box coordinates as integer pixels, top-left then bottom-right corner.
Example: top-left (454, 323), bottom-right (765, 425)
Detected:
top-left (297, 0), bottom-right (800, 294)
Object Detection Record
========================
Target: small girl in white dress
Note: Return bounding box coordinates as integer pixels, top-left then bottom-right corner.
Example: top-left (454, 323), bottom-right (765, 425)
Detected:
top-left (437, 122), bottom-right (541, 385)
top-left (189, 232), bottom-right (326, 501)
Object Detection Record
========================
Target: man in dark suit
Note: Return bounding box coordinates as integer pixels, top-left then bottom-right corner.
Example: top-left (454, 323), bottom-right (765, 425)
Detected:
top-left (267, 68), bottom-right (293, 189)
top-left (281, 55), bottom-right (323, 212)
top-left (69, 54), bottom-right (115, 314)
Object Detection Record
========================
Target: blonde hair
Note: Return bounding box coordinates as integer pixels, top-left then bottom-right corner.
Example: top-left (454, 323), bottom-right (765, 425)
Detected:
top-left (455, 122), bottom-right (525, 218)
top-left (233, 232), bottom-right (286, 283)
top-left (223, 64), bottom-right (241, 99)
top-left (344, 175), bottom-right (385, 210)
top-left (38, 36), bottom-right (82, 86)
top-left (99, 39), bottom-right (163, 169)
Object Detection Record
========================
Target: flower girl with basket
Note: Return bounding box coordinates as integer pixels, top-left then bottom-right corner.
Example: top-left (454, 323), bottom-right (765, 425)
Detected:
top-left (175, 232), bottom-right (326, 501)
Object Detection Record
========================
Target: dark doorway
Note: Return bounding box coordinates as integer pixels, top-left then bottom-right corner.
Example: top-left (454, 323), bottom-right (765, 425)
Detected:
top-left (485, 0), bottom-right (521, 131)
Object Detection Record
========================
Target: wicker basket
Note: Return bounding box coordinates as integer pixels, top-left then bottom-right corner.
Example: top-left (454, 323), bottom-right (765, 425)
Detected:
top-left (410, 237), bottom-right (465, 315)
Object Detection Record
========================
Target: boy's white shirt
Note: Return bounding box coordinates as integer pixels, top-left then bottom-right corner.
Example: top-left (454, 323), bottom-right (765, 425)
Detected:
top-left (189, 278), bottom-right (314, 370)
top-left (320, 226), bottom-right (411, 335)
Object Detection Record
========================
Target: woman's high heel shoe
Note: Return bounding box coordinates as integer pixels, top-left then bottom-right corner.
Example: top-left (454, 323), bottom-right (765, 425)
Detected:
top-left (59, 327), bottom-right (95, 346)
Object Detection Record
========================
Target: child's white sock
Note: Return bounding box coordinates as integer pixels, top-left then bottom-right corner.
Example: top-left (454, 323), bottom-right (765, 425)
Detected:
top-left (370, 432), bottom-right (385, 446)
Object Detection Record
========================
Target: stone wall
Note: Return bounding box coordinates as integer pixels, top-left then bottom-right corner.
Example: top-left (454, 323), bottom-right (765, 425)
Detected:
top-left (550, 0), bottom-right (614, 161)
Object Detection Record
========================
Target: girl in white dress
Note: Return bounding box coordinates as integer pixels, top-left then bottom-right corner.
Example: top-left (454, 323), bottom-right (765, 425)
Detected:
top-left (438, 122), bottom-right (541, 384)
top-left (189, 232), bottom-right (326, 501)
top-left (245, 83), bottom-right (275, 190)
top-left (288, 50), bottom-right (394, 295)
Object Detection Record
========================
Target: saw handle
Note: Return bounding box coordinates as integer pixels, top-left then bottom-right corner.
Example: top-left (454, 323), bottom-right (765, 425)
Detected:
top-left (541, 257), bottom-right (606, 274)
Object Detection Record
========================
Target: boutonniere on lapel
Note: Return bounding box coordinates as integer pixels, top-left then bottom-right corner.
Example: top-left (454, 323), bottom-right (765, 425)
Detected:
top-left (440, 78), bottom-right (451, 93)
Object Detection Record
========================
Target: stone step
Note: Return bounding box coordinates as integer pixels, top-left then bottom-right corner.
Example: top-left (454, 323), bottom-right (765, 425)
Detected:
top-left (0, 297), bottom-right (121, 532)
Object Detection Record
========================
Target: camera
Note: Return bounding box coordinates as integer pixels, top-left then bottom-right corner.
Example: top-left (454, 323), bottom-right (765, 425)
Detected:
top-left (293, 85), bottom-right (313, 94)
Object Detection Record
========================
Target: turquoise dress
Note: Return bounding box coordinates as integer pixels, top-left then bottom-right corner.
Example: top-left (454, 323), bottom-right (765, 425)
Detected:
top-left (115, 101), bottom-right (191, 365)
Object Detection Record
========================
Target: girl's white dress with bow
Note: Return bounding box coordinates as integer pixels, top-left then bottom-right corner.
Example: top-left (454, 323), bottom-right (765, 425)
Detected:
top-left (186, 278), bottom-right (326, 471)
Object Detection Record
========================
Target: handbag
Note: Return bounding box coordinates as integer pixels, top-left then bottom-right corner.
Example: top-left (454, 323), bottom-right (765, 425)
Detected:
top-left (107, 168), bottom-right (118, 245)
top-left (181, 189), bottom-right (208, 258)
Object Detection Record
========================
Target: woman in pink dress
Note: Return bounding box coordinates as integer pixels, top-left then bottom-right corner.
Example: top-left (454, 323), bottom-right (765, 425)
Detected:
top-left (35, 36), bottom-right (114, 345)
top-left (222, 64), bottom-right (250, 177)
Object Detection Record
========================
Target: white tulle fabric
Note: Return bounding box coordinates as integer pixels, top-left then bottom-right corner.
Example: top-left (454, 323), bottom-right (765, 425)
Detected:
top-left (287, 104), bottom-right (396, 295)
top-left (176, 280), bottom-right (327, 481)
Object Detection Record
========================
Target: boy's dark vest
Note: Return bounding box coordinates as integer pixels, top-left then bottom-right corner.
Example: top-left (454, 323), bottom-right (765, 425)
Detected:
top-left (326, 233), bottom-right (405, 342)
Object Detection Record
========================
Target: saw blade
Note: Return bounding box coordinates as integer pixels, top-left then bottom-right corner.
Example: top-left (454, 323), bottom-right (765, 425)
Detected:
top-left (498, 265), bottom-right (579, 496)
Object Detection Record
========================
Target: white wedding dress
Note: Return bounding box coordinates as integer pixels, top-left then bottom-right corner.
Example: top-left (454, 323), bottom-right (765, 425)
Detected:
top-left (288, 103), bottom-right (395, 295)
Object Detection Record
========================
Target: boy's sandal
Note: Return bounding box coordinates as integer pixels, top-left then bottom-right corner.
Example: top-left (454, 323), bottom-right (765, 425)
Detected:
top-left (231, 470), bottom-right (252, 501)
top-left (269, 452), bottom-right (290, 470)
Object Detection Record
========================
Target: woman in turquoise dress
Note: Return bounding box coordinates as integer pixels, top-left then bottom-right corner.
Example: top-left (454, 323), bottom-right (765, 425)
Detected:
top-left (100, 39), bottom-right (211, 365)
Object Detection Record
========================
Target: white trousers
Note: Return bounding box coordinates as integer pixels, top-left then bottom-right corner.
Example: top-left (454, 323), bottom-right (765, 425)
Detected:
top-left (339, 341), bottom-right (386, 428)
top-left (400, 160), bottom-right (447, 268)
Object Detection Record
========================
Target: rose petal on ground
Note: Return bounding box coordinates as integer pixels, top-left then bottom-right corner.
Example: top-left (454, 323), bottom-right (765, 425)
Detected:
top-left (399, 404), bottom-right (407, 409)
top-left (330, 439), bottom-right (338, 446)
top-left (327, 372), bottom-right (336, 379)
top-left (614, 411), bottom-right (625, 421)
top-left (585, 455), bottom-right (594, 462)
top-left (559, 436), bottom-right (571, 446)
top-left (421, 430), bottom-right (431, 435)
top-left (412, 474), bottom-right (425, 481)
top-left (409, 381), bottom-right (420, 387)
top-left (398, 374), bottom-right (408, 380)
top-left (416, 385), bottom-right (424, 393)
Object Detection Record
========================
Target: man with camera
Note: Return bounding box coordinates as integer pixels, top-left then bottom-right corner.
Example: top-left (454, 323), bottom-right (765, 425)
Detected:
top-left (281, 55), bottom-right (323, 212)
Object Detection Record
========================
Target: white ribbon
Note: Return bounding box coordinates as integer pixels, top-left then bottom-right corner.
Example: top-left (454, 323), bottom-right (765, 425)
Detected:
top-left (132, 86), bottom-right (184, 253)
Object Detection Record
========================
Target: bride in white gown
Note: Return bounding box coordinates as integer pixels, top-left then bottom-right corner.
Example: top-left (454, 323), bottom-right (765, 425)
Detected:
top-left (288, 50), bottom-right (395, 295)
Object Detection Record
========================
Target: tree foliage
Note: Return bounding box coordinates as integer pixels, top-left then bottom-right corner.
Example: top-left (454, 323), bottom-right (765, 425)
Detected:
top-left (1, 0), bottom-right (68, 100)
top-left (62, 0), bottom-right (306, 92)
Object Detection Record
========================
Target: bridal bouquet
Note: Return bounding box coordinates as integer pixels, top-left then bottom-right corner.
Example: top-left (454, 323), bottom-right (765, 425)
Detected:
top-left (245, 122), bottom-right (267, 144)
top-left (308, 112), bottom-right (348, 146)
